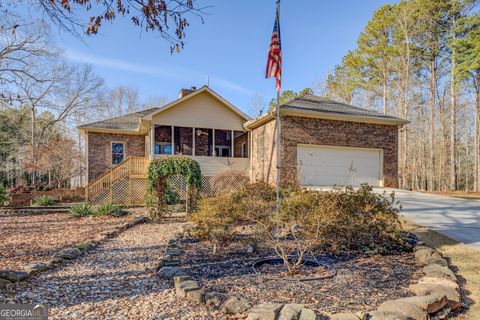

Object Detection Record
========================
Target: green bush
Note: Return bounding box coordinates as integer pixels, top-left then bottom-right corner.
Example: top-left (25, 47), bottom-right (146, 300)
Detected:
top-left (95, 203), bottom-right (127, 217)
top-left (33, 195), bottom-right (55, 206)
top-left (69, 203), bottom-right (94, 217)
top-left (0, 186), bottom-right (7, 206)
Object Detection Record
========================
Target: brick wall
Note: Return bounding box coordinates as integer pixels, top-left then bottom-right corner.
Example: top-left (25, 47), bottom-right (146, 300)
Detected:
top-left (251, 119), bottom-right (277, 185)
top-left (280, 116), bottom-right (399, 188)
top-left (251, 116), bottom-right (399, 188)
top-left (87, 132), bottom-right (146, 181)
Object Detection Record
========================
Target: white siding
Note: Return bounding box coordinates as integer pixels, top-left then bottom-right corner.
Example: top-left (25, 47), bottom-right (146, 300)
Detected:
top-left (153, 155), bottom-right (249, 176)
top-left (152, 91), bottom-right (245, 130)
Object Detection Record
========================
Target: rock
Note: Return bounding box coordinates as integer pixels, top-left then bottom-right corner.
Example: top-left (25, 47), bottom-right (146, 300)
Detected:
top-left (186, 288), bottom-right (204, 303)
top-left (368, 311), bottom-right (410, 320)
top-left (0, 270), bottom-right (29, 282)
top-left (298, 308), bottom-right (320, 320)
top-left (414, 245), bottom-right (432, 252)
top-left (278, 304), bottom-right (304, 320)
top-left (53, 247), bottom-right (83, 260)
top-left (165, 247), bottom-right (182, 256)
top-left (221, 296), bottom-right (251, 314)
top-left (157, 266), bottom-right (185, 279)
top-left (377, 300), bottom-right (427, 320)
top-left (24, 263), bottom-right (49, 274)
top-left (394, 295), bottom-right (447, 314)
top-left (158, 257), bottom-right (180, 268)
top-left (133, 216), bottom-right (148, 224)
top-left (417, 276), bottom-right (459, 291)
top-left (45, 258), bottom-right (63, 266)
top-left (173, 275), bottom-right (192, 287)
top-left (414, 249), bottom-right (447, 266)
top-left (329, 312), bottom-right (360, 320)
top-left (422, 264), bottom-right (456, 282)
top-left (175, 280), bottom-right (200, 297)
top-left (409, 283), bottom-right (461, 310)
top-left (247, 303), bottom-right (283, 320)
top-left (0, 278), bottom-right (12, 288)
top-left (205, 291), bottom-right (227, 309)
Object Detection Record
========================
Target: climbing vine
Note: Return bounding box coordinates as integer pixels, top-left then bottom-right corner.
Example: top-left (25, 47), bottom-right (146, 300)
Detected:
top-left (146, 156), bottom-right (202, 219)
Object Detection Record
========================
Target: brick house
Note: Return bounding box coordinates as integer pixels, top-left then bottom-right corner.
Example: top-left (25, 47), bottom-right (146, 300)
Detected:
top-left (78, 86), bottom-right (407, 204)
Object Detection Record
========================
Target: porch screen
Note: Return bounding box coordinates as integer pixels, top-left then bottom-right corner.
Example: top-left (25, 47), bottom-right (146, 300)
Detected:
top-left (215, 130), bottom-right (232, 157)
top-left (195, 128), bottom-right (212, 156)
top-left (154, 126), bottom-right (172, 155)
top-left (174, 127), bottom-right (193, 155)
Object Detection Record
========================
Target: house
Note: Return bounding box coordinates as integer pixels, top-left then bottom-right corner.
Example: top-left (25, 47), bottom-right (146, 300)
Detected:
top-left (78, 86), bottom-right (408, 205)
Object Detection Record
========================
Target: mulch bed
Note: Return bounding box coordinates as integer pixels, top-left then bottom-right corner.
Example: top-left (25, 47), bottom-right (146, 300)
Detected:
top-left (0, 213), bottom-right (132, 270)
top-left (180, 237), bottom-right (423, 316)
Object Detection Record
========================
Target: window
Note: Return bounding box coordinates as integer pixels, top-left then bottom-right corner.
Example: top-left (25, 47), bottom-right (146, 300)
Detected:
top-left (112, 142), bottom-right (124, 164)
top-left (154, 126), bottom-right (172, 155)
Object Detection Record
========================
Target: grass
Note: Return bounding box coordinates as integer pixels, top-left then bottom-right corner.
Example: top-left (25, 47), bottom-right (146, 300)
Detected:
top-left (402, 218), bottom-right (480, 319)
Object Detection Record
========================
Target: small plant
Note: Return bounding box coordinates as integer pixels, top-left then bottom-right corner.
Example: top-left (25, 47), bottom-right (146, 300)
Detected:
top-left (33, 195), bottom-right (55, 206)
top-left (95, 203), bottom-right (127, 217)
top-left (69, 203), bottom-right (94, 217)
top-left (0, 186), bottom-right (8, 206)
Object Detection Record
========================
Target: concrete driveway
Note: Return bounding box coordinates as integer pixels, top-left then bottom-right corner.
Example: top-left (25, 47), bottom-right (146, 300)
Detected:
top-left (379, 188), bottom-right (480, 249)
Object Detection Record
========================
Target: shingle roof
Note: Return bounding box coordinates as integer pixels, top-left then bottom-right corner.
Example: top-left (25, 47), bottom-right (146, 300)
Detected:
top-left (78, 107), bottom-right (160, 131)
top-left (280, 94), bottom-right (404, 122)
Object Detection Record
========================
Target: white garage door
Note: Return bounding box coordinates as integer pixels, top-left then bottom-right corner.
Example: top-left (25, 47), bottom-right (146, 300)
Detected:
top-left (297, 145), bottom-right (382, 187)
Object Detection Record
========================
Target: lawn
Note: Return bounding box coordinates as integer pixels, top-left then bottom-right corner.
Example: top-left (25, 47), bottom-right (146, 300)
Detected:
top-left (0, 212), bottom-right (132, 270)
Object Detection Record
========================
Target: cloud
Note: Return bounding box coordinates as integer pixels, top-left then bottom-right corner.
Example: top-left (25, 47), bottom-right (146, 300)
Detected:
top-left (65, 48), bottom-right (252, 95)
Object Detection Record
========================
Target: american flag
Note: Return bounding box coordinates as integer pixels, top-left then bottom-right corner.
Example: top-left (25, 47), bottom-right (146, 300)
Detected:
top-left (266, 1), bottom-right (282, 92)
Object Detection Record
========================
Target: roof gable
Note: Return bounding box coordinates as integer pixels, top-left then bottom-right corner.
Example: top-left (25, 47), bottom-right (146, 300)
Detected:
top-left (142, 86), bottom-right (250, 121)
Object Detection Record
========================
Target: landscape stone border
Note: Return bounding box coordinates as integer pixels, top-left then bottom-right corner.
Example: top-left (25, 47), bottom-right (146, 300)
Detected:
top-left (157, 229), bottom-right (463, 320)
top-left (0, 215), bottom-right (148, 289)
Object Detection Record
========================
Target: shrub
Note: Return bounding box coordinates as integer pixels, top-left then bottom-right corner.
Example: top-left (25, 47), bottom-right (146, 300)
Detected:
top-left (191, 183), bottom-right (405, 274)
top-left (69, 203), bottom-right (94, 217)
top-left (95, 203), bottom-right (127, 217)
top-left (33, 195), bottom-right (55, 206)
top-left (0, 186), bottom-right (8, 206)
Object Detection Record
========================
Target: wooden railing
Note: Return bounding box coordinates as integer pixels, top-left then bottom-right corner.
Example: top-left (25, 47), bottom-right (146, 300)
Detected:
top-left (85, 157), bottom-right (150, 202)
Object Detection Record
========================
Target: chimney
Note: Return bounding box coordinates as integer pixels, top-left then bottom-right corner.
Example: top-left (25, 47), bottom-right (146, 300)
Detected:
top-left (178, 86), bottom-right (197, 99)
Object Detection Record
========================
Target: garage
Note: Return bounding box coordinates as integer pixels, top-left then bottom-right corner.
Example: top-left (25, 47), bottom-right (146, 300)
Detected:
top-left (297, 145), bottom-right (383, 187)
top-left (247, 94), bottom-right (408, 188)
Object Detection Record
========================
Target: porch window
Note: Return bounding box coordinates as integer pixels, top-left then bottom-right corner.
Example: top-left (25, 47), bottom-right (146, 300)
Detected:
top-left (195, 128), bottom-right (213, 156)
top-left (154, 126), bottom-right (173, 155)
top-left (233, 131), bottom-right (248, 158)
top-left (215, 129), bottom-right (232, 157)
top-left (112, 142), bottom-right (124, 164)
top-left (174, 126), bottom-right (193, 155)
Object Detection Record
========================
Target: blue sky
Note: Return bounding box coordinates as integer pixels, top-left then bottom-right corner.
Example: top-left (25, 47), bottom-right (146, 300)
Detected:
top-left (56, 0), bottom-right (394, 115)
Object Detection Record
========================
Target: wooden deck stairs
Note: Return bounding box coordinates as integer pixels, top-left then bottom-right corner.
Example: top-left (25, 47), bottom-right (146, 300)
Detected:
top-left (85, 157), bottom-right (150, 206)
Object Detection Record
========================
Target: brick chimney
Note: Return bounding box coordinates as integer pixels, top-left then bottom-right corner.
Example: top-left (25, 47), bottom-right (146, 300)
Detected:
top-left (178, 86), bottom-right (197, 99)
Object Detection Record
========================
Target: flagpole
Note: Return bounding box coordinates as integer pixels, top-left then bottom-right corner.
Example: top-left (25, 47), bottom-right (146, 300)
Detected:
top-left (275, 0), bottom-right (281, 240)
top-left (275, 88), bottom-right (281, 240)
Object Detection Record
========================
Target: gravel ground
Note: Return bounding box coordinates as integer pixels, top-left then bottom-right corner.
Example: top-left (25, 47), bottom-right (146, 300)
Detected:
top-left (0, 213), bottom-right (132, 270)
top-left (0, 222), bottom-right (212, 320)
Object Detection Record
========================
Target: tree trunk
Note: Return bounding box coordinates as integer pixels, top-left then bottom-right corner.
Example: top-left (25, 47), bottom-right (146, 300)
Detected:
top-left (474, 73), bottom-right (480, 192)
top-left (31, 107), bottom-right (36, 186)
top-left (428, 59), bottom-right (437, 191)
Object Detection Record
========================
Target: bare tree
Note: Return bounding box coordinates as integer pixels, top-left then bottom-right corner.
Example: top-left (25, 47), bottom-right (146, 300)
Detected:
top-left (11, 0), bottom-right (209, 52)
top-left (249, 93), bottom-right (266, 119)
